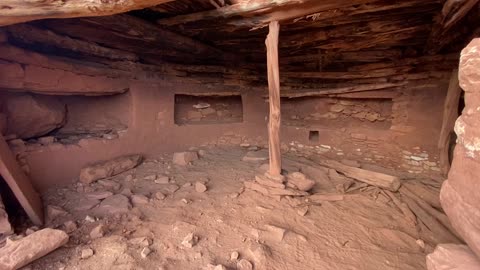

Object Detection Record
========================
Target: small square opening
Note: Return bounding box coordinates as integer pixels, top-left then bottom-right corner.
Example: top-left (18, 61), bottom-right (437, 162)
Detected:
top-left (309, 130), bottom-right (319, 142)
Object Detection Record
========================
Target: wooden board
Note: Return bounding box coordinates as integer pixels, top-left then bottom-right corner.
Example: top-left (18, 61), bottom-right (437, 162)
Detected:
top-left (266, 21), bottom-right (282, 176)
top-left (0, 134), bottom-right (43, 225)
top-left (317, 159), bottom-right (401, 192)
top-left (438, 69), bottom-right (462, 175)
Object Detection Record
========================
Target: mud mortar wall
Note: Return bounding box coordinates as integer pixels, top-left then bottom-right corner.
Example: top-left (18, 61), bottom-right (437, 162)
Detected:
top-left (0, 77), bottom-right (446, 192)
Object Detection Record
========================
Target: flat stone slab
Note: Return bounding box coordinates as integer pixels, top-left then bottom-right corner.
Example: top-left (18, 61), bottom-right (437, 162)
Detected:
top-left (242, 150), bottom-right (269, 162)
top-left (0, 228), bottom-right (68, 270)
top-left (94, 194), bottom-right (131, 216)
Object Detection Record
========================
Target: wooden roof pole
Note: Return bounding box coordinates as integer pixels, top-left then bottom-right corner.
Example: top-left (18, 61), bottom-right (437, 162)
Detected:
top-left (0, 134), bottom-right (44, 225)
top-left (266, 21), bottom-right (282, 177)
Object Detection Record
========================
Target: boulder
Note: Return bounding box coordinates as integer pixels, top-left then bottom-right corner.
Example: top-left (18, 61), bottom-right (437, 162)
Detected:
top-left (94, 194), bottom-right (131, 216)
top-left (172, 151), bottom-right (198, 166)
top-left (427, 244), bottom-right (480, 270)
top-left (287, 172), bottom-right (315, 191)
top-left (79, 155), bottom-right (142, 184)
top-left (4, 93), bottom-right (66, 139)
top-left (0, 228), bottom-right (69, 270)
top-left (131, 194), bottom-right (149, 206)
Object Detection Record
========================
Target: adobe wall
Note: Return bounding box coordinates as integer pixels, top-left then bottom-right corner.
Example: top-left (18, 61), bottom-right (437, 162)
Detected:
top-left (0, 57), bottom-right (451, 191)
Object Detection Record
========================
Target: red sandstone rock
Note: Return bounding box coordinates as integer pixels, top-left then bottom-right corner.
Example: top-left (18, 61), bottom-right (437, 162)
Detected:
top-left (440, 38), bottom-right (480, 259)
top-left (427, 244), bottom-right (480, 270)
top-left (79, 155), bottom-right (142, 184)
top-left (4, 93), bottom-right (66, 139)
top-left (287, 172), bottom-right (315, 191)
top-left (172, 151), bottom-right (198, 166)
top-left (0, 228), bottom-right (69, 270)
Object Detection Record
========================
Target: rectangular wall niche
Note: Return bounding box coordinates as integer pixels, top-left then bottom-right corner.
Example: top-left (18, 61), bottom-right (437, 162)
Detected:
top-left (282, 97), bottom-right (393, 130)
top-left (174, 94), bottom-right (243, 125)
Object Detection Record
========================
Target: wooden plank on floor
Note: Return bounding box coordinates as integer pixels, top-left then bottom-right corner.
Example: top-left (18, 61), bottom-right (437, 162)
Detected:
top-left (0, 134), bottom-right (43, 225)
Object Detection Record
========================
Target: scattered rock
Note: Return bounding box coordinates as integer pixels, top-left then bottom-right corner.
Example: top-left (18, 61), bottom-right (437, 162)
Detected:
top-left (129, 237), bottom-right (152, 247)
top-left (154, 192), bottom-right (166, 200)
top-left (38, 136), bottom-right (55, 145)
top-left (173, 152), bottom-right (199, 166)
top-left (85, 191), bottom-right (113, 200)
top-left (198, 149), bottom-right (207, 157)
top-left (120, 188), bottom-right (133, 196)
top-left (0, 228), bottom-right (69, 270)
top-left (69, 198), bottom-right (100, 212)
top-left (237, 259), bottom-right (253, 270)
top-left (46, 205), bottom-right (68, 222)
top-left (195, 182), bottom-right (208, 193)
top-left (141, 247), bottom-right (152, 259)
top-left (63, 220), bottom-right (77, 233)
top-left (265, 224), bottom-right (286, 242)
top-left (131, 194), bottom-right (150, 206)
top-left (287, 172), bottom-right (315, 191)
top-left (248, 146), bottom-right (260, 151)
top-left (230, 251), bottom-right (239, 261)
top-left (162, 184), bottom-right (180, 195)
top-left (242, 150), bottom-right (268, 162)
top-left (79, 155), bottom-right (143, 184)
top-left (214, 265), bottom-right (227, 270)
top-left (144, 174), bottom-right (157, 181)
top-left (85, 215), bottom-right (95, 223)
top-left (90, 224), bottom-right (105, 239)
top-left (296, 206), bottom-right (309, 216)
top-left (81, 248), bottom-right (94, 259)
top-left (248, 242), bottom-right (272, 267)
top-left (182, 182), bottom-right (192, 188)
top-left (193, 103), bottom-right (210, 109)
top-left (154, 175), bottom-right (170, 184)
top-left (97, 179), bottom-right (121, 191)
top-left (181, 233), bottom-right (198, 248)
top-left (95, 194), bottom-right (131, 216)
top-left (181, 198), bottom-right (190, 204)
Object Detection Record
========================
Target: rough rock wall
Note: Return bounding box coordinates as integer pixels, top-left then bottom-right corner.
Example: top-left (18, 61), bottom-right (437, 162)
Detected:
top-left (440, 38), bottom-right (480, 258)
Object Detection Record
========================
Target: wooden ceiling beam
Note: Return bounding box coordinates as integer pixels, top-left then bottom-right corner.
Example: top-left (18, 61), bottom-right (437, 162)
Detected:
top-left (41, 14), bottom-right (241, 65)
top-left (425, 0), bottom-right (479, 54)
top-left (0, 0), bottom-right (175, 26)
top-left (6, 24), bottom-right (139, 62)
top-left (157, 0), bottom-right (379, 29)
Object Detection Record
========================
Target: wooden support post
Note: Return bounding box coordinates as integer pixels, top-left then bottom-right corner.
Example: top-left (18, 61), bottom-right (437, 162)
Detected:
top-left (266, 21), bottom-right (282, 176)
top-left (438, 69), bottom-right (462, 175)
top-left (0, 134), bottom-right (44, 225)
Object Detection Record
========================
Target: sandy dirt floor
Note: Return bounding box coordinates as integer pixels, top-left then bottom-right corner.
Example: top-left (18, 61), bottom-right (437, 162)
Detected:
top-left (22, 145), bottom-right (446, 270)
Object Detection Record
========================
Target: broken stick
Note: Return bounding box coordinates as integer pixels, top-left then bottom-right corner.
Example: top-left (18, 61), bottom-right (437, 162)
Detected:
top-left (317, 159), bottom-right (401, 192)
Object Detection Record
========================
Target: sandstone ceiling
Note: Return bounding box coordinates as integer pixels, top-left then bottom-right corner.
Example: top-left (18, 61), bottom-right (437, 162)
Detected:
top-left (0, 0), bottom-right (479, 93)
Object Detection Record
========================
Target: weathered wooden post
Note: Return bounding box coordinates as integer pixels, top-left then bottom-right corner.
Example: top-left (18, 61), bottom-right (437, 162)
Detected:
top-left (265, 20), bottom-right (282, 177)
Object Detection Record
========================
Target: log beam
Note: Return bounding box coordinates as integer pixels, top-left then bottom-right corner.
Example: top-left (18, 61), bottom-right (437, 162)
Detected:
top-left (0, 134), bottom-right (43, 225)
top-left (425, 0), bottom-right (479, 54)
top-left (7, 24), bottom-right (139, 62)
top-left (266, 21), bottom-right (282, 176)
top-left (0, 0), bottom-right (174, 26)
top-left (158, 0), bottom-right (379, 29)
top-left (438, 69), bottom-right (462, 175)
